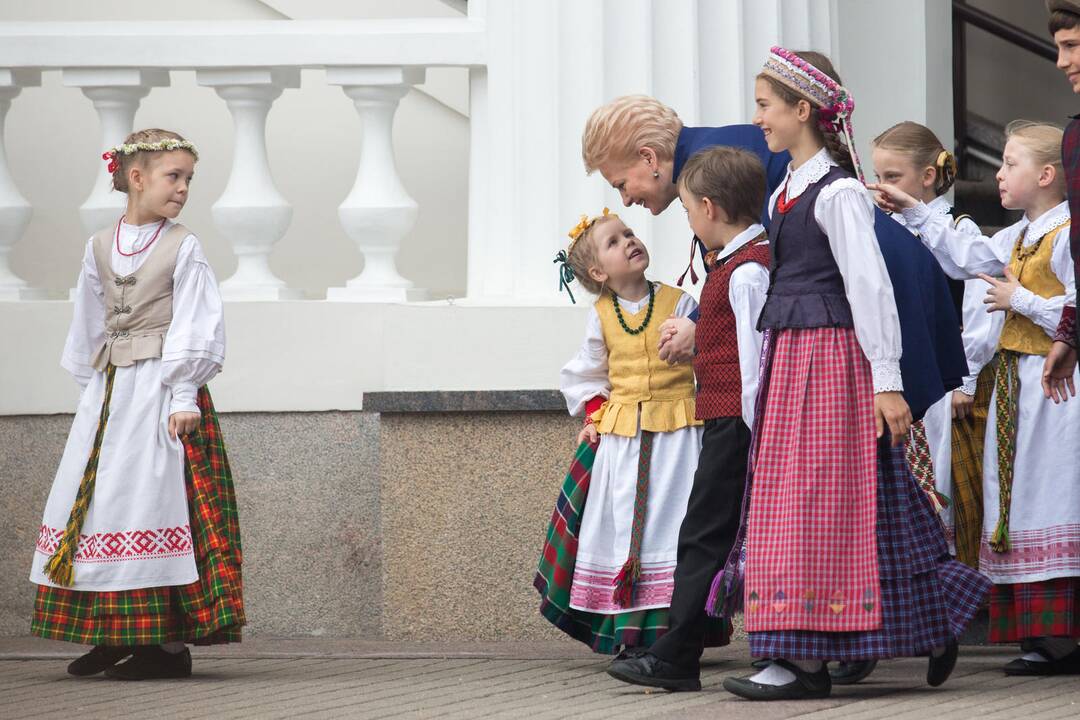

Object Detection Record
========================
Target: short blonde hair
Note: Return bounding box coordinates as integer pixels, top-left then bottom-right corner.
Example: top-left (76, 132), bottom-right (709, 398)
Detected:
top-left (1005, 120), bottom-right (1065, 195)
top-left (872, 121), bottom-right (957, 197)
top-left (111, 128), bottom-right (195, 193)
top-left (566, 215), bottom-right (620, 296)
top-left (582, 95), bottom-right (682, 174)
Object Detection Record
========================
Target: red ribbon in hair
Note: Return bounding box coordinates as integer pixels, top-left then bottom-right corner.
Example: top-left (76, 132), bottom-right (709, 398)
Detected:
top-left (102, 151), bottom-right (118, 174)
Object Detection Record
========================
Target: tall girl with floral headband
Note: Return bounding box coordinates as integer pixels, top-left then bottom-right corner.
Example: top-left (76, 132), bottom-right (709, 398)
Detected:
top-left (28, 129), bottom-right (244, 680)
top-left (875, 120), bottom-right (1080, 677)
top-left (711, 49), bottom-right (990, 701)
top-left (534, 210), bottom-right (728, 657)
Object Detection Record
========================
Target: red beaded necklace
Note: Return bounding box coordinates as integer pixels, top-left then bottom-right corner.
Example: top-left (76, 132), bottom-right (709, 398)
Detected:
top-left (115, 215), bottom-right (167, 257)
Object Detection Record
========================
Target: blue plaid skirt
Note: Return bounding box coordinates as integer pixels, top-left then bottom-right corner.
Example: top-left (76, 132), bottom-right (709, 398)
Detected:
top-left (748, 441), bottom-right (991, 661)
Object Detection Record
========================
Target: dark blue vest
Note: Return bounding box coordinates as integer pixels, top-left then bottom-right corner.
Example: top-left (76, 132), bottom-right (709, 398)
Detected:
top-left (758, 166), bottom-right (853, 330)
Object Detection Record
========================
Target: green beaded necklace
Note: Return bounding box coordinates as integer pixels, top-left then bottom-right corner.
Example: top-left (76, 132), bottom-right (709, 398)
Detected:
top-left (611, 282), bottom-right (655, 335)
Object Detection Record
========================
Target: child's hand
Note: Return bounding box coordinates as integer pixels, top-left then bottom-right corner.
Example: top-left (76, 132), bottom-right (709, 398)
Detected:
top-left (658, 316), bottom-right (696, 364)
top-left (952, 391), bottom-right (974, 420)
top-left (168, 411), bottom-right (200, 439)
top-left (978, 268), bottom-right (1020, 313)
top-left (874, 391), bottom-right (911, 446)
top-left (1042, 341), bottom-right (1078, 403)
top-left (866, 183), bottom-right (919, 214)
top-left (577, 423), bottom-right (599, 445)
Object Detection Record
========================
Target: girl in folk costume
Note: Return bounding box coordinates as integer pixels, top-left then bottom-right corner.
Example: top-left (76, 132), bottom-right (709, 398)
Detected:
top-left (871, 121), bottom-right (1001, 569)
top-left (29, 129), bottom-right (243, 680)
top-left (712, 49), bottom-right (990, 701)
top-left (876, 121), bottom-right (1080, 676)
top-left (535, 210), bottom-right (727, 654)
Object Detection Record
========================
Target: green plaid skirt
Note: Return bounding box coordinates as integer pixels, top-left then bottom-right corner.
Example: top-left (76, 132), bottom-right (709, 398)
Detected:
top-left (31, 386), bottom-right (245, 646)
top-left (534, 440), bottom-right (727, 654)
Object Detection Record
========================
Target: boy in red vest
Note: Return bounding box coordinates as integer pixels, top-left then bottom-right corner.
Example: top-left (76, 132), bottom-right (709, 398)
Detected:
top-left (608, 146), bottom-right (770, 690)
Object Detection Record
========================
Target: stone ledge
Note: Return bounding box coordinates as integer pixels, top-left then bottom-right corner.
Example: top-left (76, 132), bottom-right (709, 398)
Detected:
top-left (363, 390), bottom-right (565, 413)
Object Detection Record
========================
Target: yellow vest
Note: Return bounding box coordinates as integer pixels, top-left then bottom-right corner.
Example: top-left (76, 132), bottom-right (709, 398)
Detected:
top-left (591, 283), bottom-right (701, 437)
top-left (998, 223), bottom-right (1069, 357)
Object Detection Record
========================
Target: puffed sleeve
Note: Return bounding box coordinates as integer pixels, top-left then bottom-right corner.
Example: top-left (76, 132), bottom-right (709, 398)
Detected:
top-left (728, 262), bottom-right (769, 428)
top-left (161, 235), bottom-right (226, 415)
top-left (901, 202), bottom-right (1012, 279)
top-left (815, 179), bottom-right (903, 393)
top-left (959, 278), bottom-right (1003, 395)
top-left (60, 238), bottom-right (106, 388)
top-left (1009, 229), bottom-right (1076, 337)
top-left (559, 307), bottom-right (610, 417)
top-left (674, 290), bottom-right (698, 320)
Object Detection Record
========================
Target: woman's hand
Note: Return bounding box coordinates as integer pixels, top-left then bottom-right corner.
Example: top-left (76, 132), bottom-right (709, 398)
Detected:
top-left (168, 411), bottom-right (200, 439)
top-left (952, 391), bottom-right (975, 420)
top-left (874, 391), bottom-right (912, 446)
top-left (978, 268), bottom-right (1020, 313)
top-left (866, 182), bottom-right (919, 214)
top-left (1042, 341), bottom-right (1078, 403)
top-left (658, 315), bottom-right (695, 364)
top-left (577, 423), bottom-right (599, 445)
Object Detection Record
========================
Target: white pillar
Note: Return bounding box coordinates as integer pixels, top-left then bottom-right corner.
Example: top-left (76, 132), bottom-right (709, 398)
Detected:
top-left (0, 69), bottom-right (42, 301)
top-left (63, 69), bottom-right (170, 239)
top-left (197, 68), bottom-right (300, 301)
top-left (326, 66), bottom-right (425, 302)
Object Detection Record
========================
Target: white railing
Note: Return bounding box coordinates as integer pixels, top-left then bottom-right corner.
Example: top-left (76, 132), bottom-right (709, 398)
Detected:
top-left (0, 18), bottom-right (484, 302)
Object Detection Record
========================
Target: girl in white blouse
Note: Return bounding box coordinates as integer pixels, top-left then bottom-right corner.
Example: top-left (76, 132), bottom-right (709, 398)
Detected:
top-left (29, 129), bottom-right (244, 681)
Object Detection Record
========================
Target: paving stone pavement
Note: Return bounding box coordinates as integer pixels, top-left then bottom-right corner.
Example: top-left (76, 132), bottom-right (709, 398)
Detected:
top-left (2, 639), bottom-right (1079, 719)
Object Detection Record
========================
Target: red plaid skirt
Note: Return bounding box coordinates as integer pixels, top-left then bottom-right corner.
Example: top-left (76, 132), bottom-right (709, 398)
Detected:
top-left (745, 327), bottom-right (881, 633)
top-left (31, 387), bottom-right (244, 646)
top-left (990, 578), bottom-right (1080, 643)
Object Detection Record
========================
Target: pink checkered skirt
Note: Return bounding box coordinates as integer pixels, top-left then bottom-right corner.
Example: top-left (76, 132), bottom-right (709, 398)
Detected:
top-left (744, 327), bottom-right (881, 633)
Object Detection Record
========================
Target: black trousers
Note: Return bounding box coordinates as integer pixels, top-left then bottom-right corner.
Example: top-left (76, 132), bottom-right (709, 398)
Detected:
top-left (649, 416), bottom-right (751, 670)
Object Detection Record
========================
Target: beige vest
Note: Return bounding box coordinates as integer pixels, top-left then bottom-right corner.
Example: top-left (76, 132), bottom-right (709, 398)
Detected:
top-left (90, 223), bottom-right (188, 372)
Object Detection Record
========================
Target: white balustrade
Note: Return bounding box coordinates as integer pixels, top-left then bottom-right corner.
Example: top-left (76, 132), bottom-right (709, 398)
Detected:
top-left (326, 66), bottom-right (425, 302)
top-left (197, 68), bottom-right (301, 301)
top-left (0, 69), bottom-right (41, 301)
top-left (63, 69), bottom-right (170, 239)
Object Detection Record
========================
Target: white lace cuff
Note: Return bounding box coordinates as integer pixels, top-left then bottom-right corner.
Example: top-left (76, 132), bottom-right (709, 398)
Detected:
top-left (900, 202), bottom-right (933, 229)
top-left (871, 360), bottom-right (904, 394)
top-left (960, 375), bottom-right (979, 396)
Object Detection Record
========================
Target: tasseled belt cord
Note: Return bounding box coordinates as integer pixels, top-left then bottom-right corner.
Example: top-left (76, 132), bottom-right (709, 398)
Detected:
top-left (905, 419), bottom-right (950, 513)
top-left (612, 429), bottom-right (653, 608)
top-left (990, 350), bottom-right (1020, 553)
top-left (43, 364), bottom-right (117, 586)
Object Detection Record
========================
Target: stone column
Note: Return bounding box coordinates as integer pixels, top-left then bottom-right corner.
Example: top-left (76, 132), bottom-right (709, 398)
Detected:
top-left (197, 68), bottom-right (300, 301)
top-left (0, 69), bottom-right (42, 301)
top-left (326, 66), bottom-right (425, 302)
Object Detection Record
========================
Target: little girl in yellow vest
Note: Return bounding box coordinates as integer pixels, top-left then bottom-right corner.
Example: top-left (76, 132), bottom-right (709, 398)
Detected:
top-left (534, 210), bottom-right (727, 654)
top-left (28, 129), bottom-right (244, 680)
top-left (875, 121), bottom-right (1080, 675)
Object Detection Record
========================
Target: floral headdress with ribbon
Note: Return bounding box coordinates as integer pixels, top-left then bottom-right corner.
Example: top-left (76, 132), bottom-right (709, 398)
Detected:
top-left (102, 138), bottom-right (199, 174)
top-left (761, 46), bottom-right (865, 183)
top-left (553, 207), bottom-right (618, 304)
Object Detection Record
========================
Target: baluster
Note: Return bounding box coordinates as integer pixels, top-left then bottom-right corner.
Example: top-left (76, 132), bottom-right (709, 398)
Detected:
top-left (326, 67), bottom-right (425, 302)
top-left (0, 69), bottom-right (42, 301)
top-left (197, 68), bottom-right (300, 301)
top-left (63, 69), bottom-right (170, 239)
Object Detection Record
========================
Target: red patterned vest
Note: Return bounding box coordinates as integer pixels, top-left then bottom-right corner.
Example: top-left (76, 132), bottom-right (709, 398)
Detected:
top-left (693, 234), bottom-right (770, 420)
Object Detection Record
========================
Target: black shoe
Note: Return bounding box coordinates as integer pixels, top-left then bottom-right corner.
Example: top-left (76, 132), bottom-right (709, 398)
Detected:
top-left (829, 659), bottom-right (877, 685)
top-left (67, 645), bottom-right (133, 676)
top-left (606, 651), bottom-right (701, 691)
top-left (927, 641), bottom-right (958, 687)
top-left (750, 658), bottom-right (772, 670)
top-left (104, 645), bottom-right (192, 680)
top-left (723, 659), bottom-right (832, 701)
top-left (1003, 647), bottom-right (1080, 676)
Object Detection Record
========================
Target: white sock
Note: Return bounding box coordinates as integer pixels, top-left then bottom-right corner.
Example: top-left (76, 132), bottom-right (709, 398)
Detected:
top-left (1021, 651), bottom-right (1050, 662)
top-left (748, 662), bottom-right (797, 686)
top-left (160, 642), bottom-right (186, 654)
